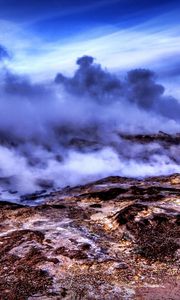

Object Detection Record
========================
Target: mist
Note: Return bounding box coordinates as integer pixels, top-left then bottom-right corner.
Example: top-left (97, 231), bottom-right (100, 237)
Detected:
top-left (0, 53), bottom-right (179, 201)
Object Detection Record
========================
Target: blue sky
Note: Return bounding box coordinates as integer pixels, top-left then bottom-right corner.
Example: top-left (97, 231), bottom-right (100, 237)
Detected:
top-left (0, 1), bottom-right (178, 23)
top-left (0, 0), bottom-right (179, 86)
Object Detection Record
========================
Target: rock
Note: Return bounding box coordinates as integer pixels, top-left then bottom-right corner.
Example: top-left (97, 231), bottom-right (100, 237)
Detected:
top-left (0, 174), bottom-right (179, 299)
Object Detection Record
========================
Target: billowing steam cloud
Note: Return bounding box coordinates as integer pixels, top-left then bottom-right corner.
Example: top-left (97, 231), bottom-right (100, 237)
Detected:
top-left (0, 52), bottom-right (179, 202)
top-left (55, 55), bottom-right (180, 120)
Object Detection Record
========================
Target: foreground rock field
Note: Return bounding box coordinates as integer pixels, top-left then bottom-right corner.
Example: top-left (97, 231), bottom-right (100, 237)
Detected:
top-left (0, 174), bottom-right (179, 299)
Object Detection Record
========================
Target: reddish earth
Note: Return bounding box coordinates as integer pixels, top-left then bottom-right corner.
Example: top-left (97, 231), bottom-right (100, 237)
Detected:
top-left (0, 173), bottom-right (179, 299)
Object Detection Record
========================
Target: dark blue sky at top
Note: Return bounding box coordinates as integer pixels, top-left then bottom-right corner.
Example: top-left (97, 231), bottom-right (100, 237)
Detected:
top-left (0, 0), bottom-right (179, 41)
top-left (0, 0), bottom-right (179, 84)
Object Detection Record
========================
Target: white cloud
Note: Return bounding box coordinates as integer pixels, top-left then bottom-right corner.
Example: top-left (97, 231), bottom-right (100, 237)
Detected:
top-left (0, 15), bottom-right (180, 82)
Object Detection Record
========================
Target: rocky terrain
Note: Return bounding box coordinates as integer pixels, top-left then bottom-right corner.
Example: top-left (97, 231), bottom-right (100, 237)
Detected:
top-left (0, 172), bottom-right (179, 299)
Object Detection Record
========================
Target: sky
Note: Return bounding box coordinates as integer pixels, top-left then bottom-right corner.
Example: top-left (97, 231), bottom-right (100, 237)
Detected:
top-left (0, 0), bottom-right (179, 86)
